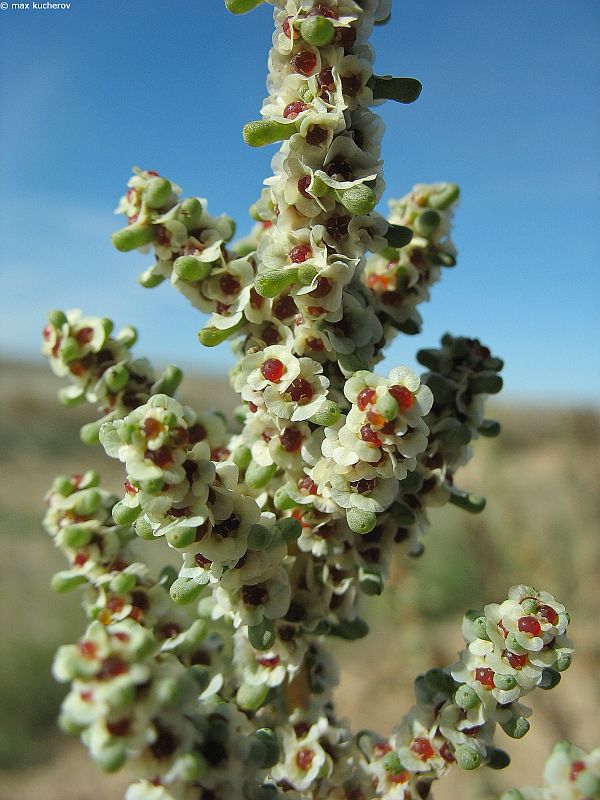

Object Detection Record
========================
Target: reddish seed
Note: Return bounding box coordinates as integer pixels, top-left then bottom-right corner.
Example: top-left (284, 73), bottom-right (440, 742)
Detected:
top-left (336, 25), bottom-right (356, 49)
top-left (538, 604), bottom-right (559, 625)
top-left (310, 278), bottom-right (332, 298)
top-left (147, 170), bottom-right (159, 176)
top-left (219, 274), bottom-right (241, 295)
top-left (156, 226), bottom-right (170, 246)
top-left (216, 301), bottom-right (230, 314)
top-left (80, 690), bottom-right (93, 702)
top-left (107, 597), bottom-right (125, 613)
top-left (349, 478), bottom-right (376, 494)
top-left (440, 742), bottom-right (456, 763)
top-left (248, 402), bottom-right (258, 413)
top-left (569, 760), bottom-right (586, 781)
top-left (298, 476), bottom-right (318, 495)
top-left (242, 583), bottom-right (269, 607)
top-left (307, 305), bottom-right (326, 316)
top-left (98, 657), bottom-right (128, 680)
top-left (475, 667), bottom-right (495, 688)
top-left (113, 631), bottom-right (130, 642)
top-left (282, 16), bottom-right (298, 39)
top-left (289, 243), bottom-right (312, 263)
top-left (42, 324), bottom-right (53, 340)
top-left (389, 385), bottom-right (414, 410)
top-left (283, 101), bottom-right (308, 120)
top-left (360, 425), bottom-right (382, 446)
top-left (307, 4), bottom-right (338, 19)
top-left (261, 358), bottom-right (286, 383)
top-left (504, 649), bottom-right (528, 670)
top-left (144, 446), bottom-right (173, 468)
top-left (381, 420), bottom-right (396, 435)
top-left (257, 655), bottom-right (280, 669)
top-left (296, 748), bottom-right (315, 771)
top-left (261, 324), bottom-right (280, 346)
top-left (194, 553), bottom-right (213, 568)
top-left (124, 479), bottom-right (138, 496)
top-left (78, 640), bottom-right (97, 660)
top-left (288, 378), bottom-right (314, 404)
top-left (325, 158), bottom-right (353, 181)
top-left (128, 213), bottom-right (139, 225)
top-left (292, 509), bottom-right (310, 528)
top-left (188, 423), bottom-right (206, 444)
top-left (69, 360), bottom-right (86, 377)
top-left (373, 744), bottom-right (392, 759)
top-left (305, 125), bottom-right (328, 146)
top-left (367, 410), bottom-right (386, 427)
top-left (142, 417), bottom-right (163, 439)
top-left (75, 327), bottom-right (94, 345)
top-left (297, 175), bottom-right (312, 198)
top-left (107, 718), bottom-right (131, 737)
top-left (518, 616), bottom-right (542, 637)
top-left (411, 737), bottom-right (436, 761)
top-left (280, 428), bottom-right (303, 452)
top-left (357, 387), bottom-right (377, 411)
top-left (388, 771), bottom-right (409, 784)
top-left (170, 426), bottom-right (189, 447)
top-left (74, 551), bottom-right (88, 567)
top-left (250, 288), bottom-right (264, 309)
top-left (307, 337), bottom-right (325, 352)
top-left (341, 74), bottom-right (362, 97)
top-left (292, 50), bottom-right (317, 76)
top-left (317, 68), bottom-right (334, 88)
top-left (273, 295), bottom-right (297, 320)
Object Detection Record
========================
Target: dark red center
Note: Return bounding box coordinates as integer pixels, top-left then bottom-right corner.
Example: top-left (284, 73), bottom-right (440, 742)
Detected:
top-left (288, 378), bottom-right (314, 404)
top-left (389, 385), bottom-right (414, 410)
top-left (261, 358), bottom-right (286, 382)
top-left (280, 428), bottom-right (303, 453)
top-left (289, 244), bottom-right (312, 263)
top-left (292, 50), bottom-right (317, 76)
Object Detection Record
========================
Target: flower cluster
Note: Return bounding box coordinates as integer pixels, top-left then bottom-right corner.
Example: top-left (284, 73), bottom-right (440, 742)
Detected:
top-left (40, 1), bottom-right (581, 798)
top-left (501, 742), bottom-right (600, 800)
top-left (360, 585), bottom-right (573, 798)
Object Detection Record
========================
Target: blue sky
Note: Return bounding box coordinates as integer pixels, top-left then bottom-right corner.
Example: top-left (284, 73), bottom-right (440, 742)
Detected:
top-left (1, 0), bottom-right (598, 404)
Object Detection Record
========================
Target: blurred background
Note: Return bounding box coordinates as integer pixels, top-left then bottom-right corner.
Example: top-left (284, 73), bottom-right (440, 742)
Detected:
top-left (0, 1), bottom-right (599, 798)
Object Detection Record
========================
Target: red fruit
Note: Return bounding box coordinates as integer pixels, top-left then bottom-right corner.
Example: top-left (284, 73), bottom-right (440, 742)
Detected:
top-left (107, 718), bottom-right (132, 737)
top-left (410, 737), bottom-right (435, 761)
top-left (124, 479), bottom-right (138, 496)
top-left (273, 295), bottom-right (297, 320)
top-left (283, 101), bottom-right (308, 120)
top-left (357, 387), bottom-right (377, 411)
top-left (288, 378), bottom-right (314, 404)
top-left (292, 50), bottom-right (317, 76)
top-left (156, 226), bottom-right (170, 246)
top-left (298, 476), bottom-right (318, 495)
top-left (257, 655), bottom-right (280, 669)
top-left (307, 337), bottom-right (325, 352)
top-left (504, 649), bottom-right (528, 670)
top-left (250, 288), bottom-right (264, 309)
top-left (80, 690), bottom-right (93, 702)
top-left (219, 273), bottom-right (241, 295)
top-left (75, 327), bottom-right (94, 345)
top-left (305, 125), bottom-right (328, 146)
top-left (261, 324), bottom-right (280, 346)
top-left (280, 428), bottom-right (303, 452)
top-left (216, 301), bottom-right (230, 314)
top-left (518, 616), bottom-right (542, 637)
top-left (296, 748), bottom-right (315, 771)
top-left (569, 760), bottom-right (586, 781)
top-left (98, 657), bottom-right (128, 680)
top-left (440, 742), bottom-right (456, 763)
top-left (309, 277), bottom-right (332, 298)
top-left (360, 425), bottom-right (382, 446)
top-left (389, 385), bottom-right (414, 410)
top-left (142, 417), bottom-right (163, 439)
top-left (341, 74), bottom-right (362, 97)
top-left (261, 358), bottom-right (286, 382)
top-left (144, 446), bottom-right (173, 468)
top-left (367, 410), bottom-right (386, 427)
top-left (106, 597), bottom-right (125, 613)
top-left (188, 423), bottom-right (207, 443)
top-left (336, 25), bottom-right (356, 49)
top-left (538, 604), bottom-right (559, 625)
top-left (388, 771), bottom-right (409, 784)
top-left (289, 243), bottom-right (312, 263)
top-left (113, 631), bottom-right (130, 642)
top-left (297, 176), bottom-right (312, 200)
top-left (317, 68), bottom-right (334, 88)
top-left (475, 667), bottom-right (495, 688)
top-left (78, 640), bottom-right (97, 660)
top-left (170, 426), bottom-right (189, 447)
top-left (211, 447), bottom-right (231, 462)
top-left (74, 551), bottom-right (88, 567)
top-left (373, 743), bottom-right (392, 759)
top-left (282, 16), bottom-right (298, 39)
top-left (194, 553), bottom-right (213, 568)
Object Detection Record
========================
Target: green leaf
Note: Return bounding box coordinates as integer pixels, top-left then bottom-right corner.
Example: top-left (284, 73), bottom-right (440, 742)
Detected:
top-left (243, 119), bottom-right (298, 148)
top-left (369, 75), bottom-right (422, 104)
top-left (385, 224), bottom-right (413, 248)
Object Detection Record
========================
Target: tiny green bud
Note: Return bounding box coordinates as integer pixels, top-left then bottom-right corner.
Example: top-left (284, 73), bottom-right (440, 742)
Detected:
top-left (177, 197), bottom-right (204, 230)
top-left (346, 507), bottom-right (377, 534)
top-left (300, 15), bottom-right (335, 46)
top-left (117, 324), bottom-right (137, 347)
top-left (575, 772), bottom-right (600, 797)
top-left (190, 665), bottom-right (211, 692)
top-left (199, 320), bottom-right (243, 347)
top-left (500, 790), bottom-right (525, 800)
top-left (500, 716), bottom-right (530, 739)
top-left (494, 673), bottom-right (517, 691)
top-left (104, 364), bottom-right (130, 393)
top-left (521, 598), bottom-right (538, 614)
top-left (469, 373), bottom-right (503, 395)
top-left (253, 728), bottom-right (279, 768)
top-left (335, 183), bottom-right (377, 215)
top-left (449, 491), bottom-right (486, 514)
top-left (254, 267), bottom-right (299, 297)
top-left (379, 246), bottom-right (400, 261)
top-left (416, 348), bottom-right (442, 371)
top-left (428, 183), bottom-right (460, 210)
top-left (309, 400), bottom-right (340, 427)
top-left (382, 752), bottom-right (404, 774)
top-left (48, 309), bottom-right (68, 328)
top-left (539, 667), bottom-right (561, 690)
top-left (385, 224), bottom-right (413, 248)
top-left (109, 572), bottom-right (137, 594)
top-left (59, 337), bottom-right (80, 362)
top-left (276, 516), bottom-right (302, 542)
top-left (112, 500), bottom-right (141, 526)
top-left (80, 419), bottom-right (103, 445)
top-left (237, 682), bottom-right (269, 711)
top-left (152, 365), bottom-right (183, 396)
top-left (225, 0), bottom-right (264, 13)
top-left (158, 565), bottom-right (178, 590)
top-left (455, 684), bottom-right (480, 710)
top-left (478, 419), bottom-right (501, 437)
top-left (329, 618), bottom-right (369, 640)
top-left (273, 486), bottom-right (298, 511)
top-left (555, 650), bottom-right (572, 672)
top-left (375, 394), bottom-right (399, 421)
top-left (233, 445), bottom-right (252, 470)
top-left (73, 489), bottom-right (101, 516)
top-left (174, 255), bottom-right (213, 281)
top-left (52, 475), bottom-right (74, 496)
top-left (247, 524), bottom-right (273, 551)
top-left (143, 177), bottom-right (172, 209)
top-left (95, 744), bottom-right (126, 773)
top-left (178, 753), bottom-right (207, 782)
top-left (139, 267), bottom-right (165, 288)
top-left (51, 571), bottom-right (88, 592)
top-left (487, 747), bottom-right (511, 770)
top-left (297, 263), bottom-right (318, 285)
top-left (245, 461), bottom-right (277, 490)
top-left (135, 515), bottom-right (155, 540)
top-left (62, 524), bottom-right (93, 548)
top-left (472, 615), bottom-right (490, 640)
top-left (414, 209), bottom-right (441, 237)
top-left (369, 75), bottom-right (422, 104)
top-left (243, 119), bottom-right (298, 148)
top-left (112, 225), bottom-right (155, 252)
top-left (456, 745), bottom-right (481, 771)
top-left (398, 469), bottom-right (423, 494)
top-left (170, 577), bottom-right (204, 605)
top-left (166, 525), bottom-right (197, 549)
top-left (248, 618), bottom-right (276, 651)
top-left (424, 668), bottom-right (456, 696)
top-left (358, 567), bottom-right (384, 596)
